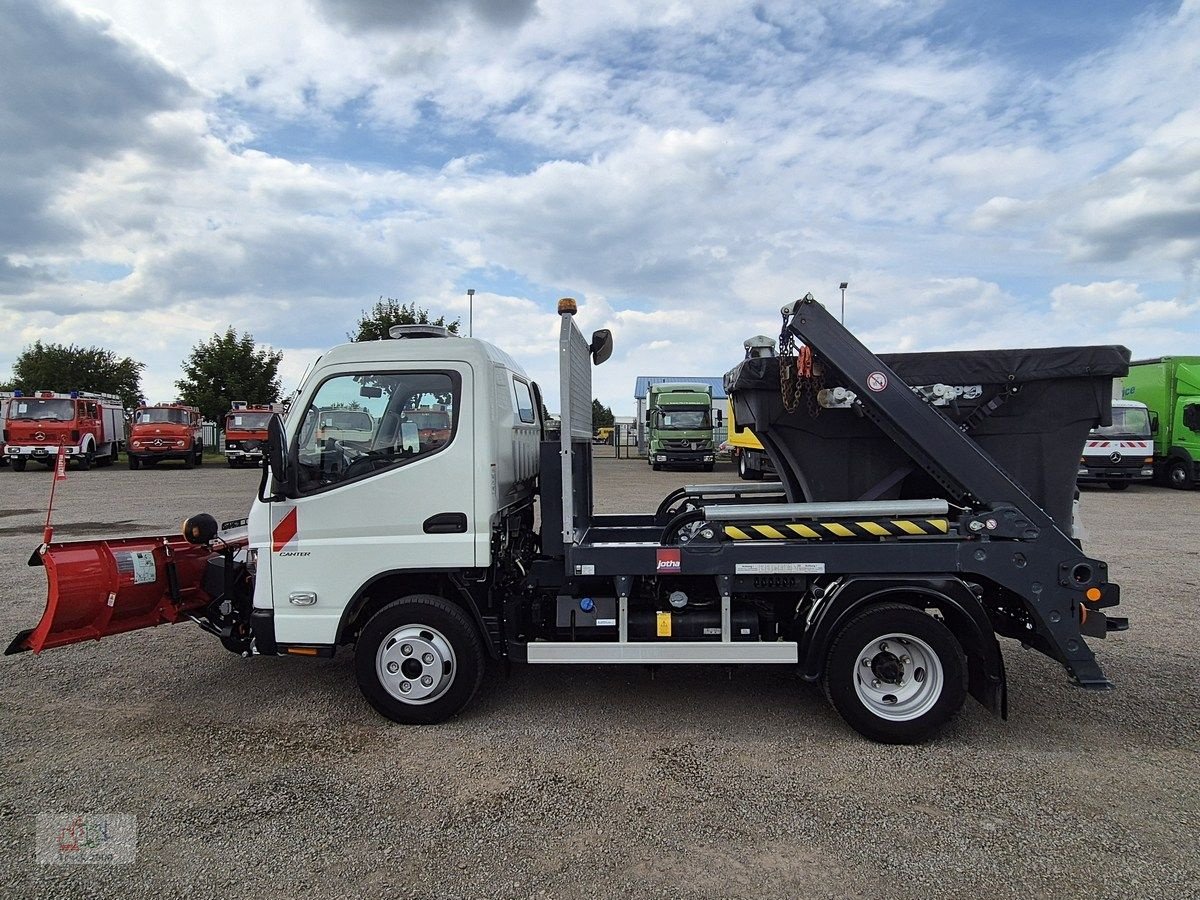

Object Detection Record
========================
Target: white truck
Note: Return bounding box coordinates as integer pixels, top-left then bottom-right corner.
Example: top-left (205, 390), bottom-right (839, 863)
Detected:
top-left (1077, 399), bottom-right (1154, 490)
top-left (8, 298), bottom-right (1129, 744)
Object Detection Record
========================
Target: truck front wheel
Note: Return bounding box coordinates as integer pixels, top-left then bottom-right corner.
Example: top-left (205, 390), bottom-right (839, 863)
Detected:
top-left (1167, 459), bottom-right (1193, 490)
top-left (823, 603), bottom-right (966, 744)
top-left (128, 455), bottom-right (140, 470)
top-left (354, 594), bottom-right (485, 725)
top-left (11, 459), bottom-right (26, 472)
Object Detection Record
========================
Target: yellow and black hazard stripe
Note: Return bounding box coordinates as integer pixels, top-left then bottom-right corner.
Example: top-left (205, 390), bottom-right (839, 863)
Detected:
top-left (723, 519), bottom-right (951, 540)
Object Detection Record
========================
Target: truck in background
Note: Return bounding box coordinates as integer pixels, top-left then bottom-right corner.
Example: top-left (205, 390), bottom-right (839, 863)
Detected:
top-left (1076, 399), bottom-right (1154, 490)
top-left (315, 408), bottom-right (375, 444)
top-left (224, 402), bottom-right (280, 468)
top-left (1123, 357), bottom-right (1200, 489)
top-left (3, 390), bottom-right (125, 471)
top-left (724, 336), bottom-right (779, 480)
top-left (725, 397), bottom-right (776, 480)
top-left (646, 382), bottom-right (717, 471)
top-left (129, 403), bottom-right (204, 470)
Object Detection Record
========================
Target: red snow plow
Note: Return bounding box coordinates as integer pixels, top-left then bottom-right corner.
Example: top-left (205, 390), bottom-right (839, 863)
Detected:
top-left (6, 518), bottom-right (250, 656)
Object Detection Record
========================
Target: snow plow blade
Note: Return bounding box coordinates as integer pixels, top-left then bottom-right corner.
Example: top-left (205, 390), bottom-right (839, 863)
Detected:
top-left (5, 534), bottom-right (232, 655)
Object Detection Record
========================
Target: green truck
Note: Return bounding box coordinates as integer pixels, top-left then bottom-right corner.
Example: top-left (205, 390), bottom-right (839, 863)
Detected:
top-left (646, 382), bottom-right (717, 471)
top-left (1123, 356), bottom-right (1200, 489)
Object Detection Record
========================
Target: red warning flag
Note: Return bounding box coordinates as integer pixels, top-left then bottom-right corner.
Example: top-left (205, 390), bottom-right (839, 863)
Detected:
top-left (54, 444), bottom-right (67, 481)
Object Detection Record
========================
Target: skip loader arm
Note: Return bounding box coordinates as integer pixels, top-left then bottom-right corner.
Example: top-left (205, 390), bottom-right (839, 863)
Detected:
top-left (779, 294), bottom-right (1126, 688)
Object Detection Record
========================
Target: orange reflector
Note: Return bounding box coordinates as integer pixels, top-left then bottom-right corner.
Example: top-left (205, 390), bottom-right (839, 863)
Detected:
top-left (1085, 587), bottom-right (1102, 602)
top-left (557, 297), bottom-right (578, 315)
top-left (286, 647), bottom-right (319, 656)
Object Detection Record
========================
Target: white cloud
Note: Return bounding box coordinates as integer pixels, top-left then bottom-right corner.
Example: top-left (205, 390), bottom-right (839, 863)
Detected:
top-left (3, 0), bottom-right (1197, 416)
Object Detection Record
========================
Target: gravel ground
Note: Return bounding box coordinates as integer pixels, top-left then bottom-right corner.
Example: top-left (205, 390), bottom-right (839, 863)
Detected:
top-left (1, 458), bottom-right (1198, 898)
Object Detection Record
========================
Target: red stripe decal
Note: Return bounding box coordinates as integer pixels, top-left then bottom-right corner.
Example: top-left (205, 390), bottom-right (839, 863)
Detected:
top-left (273, 507), bottom-right (298, 552)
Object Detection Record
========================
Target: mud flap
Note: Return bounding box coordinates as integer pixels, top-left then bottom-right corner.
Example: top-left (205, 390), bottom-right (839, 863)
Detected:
top-left (5, 534), bottom-right (236, 655)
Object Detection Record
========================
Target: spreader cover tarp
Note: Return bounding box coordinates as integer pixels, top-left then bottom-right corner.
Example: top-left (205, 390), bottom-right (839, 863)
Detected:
top-left (725, 345), bottom-right (1130, 530)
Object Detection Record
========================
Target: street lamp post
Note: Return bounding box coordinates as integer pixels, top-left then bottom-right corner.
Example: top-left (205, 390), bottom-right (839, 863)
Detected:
top-left (839, 282), bottom-right (848, 324)
top-left (467, 288), bottom-right (475, 337)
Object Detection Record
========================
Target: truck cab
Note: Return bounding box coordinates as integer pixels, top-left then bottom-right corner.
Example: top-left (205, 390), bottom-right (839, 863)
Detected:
top-left (129, 403), bottom-right (204, 469)
top-left (248, 325), bottom-right (541, 652)
top-left (3, 390), bottom-right (125, 471)
top-left (223, 403), bottom-right (279, 468)
top-left (647, 383), bottom-right (716, 471)
top-left (1076, 399), bottom-right (1154, 490)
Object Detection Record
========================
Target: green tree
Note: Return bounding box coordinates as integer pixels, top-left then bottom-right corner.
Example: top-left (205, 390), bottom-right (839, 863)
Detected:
top-left (175, 327), bottom-right (283, 423)
top-left (10, 342), bottom-right (145, 411)
top-left (349, 297), bottom-right (461, 342)
top-left (592, 399), bottom-right (615, 428)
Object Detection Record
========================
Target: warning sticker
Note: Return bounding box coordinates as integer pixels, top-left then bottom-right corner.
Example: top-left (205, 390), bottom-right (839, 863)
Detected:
top-left (656, 611), bottom-right (672, 637)
top-left (114, 550), bottom-right (157, 584)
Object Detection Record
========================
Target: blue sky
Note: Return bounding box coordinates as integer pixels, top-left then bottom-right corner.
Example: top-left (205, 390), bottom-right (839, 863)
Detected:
top-left (1, 0), bottom-right (1197, 413)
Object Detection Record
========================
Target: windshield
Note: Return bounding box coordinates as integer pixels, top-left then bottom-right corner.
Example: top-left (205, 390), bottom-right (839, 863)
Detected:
top-left (226, 412), bottom-right (272, 430)
top-left (654, 407), bottom-right (711, 430)
top-left (137, 407), bottom-right (190, 425)
top-left (1092, 407), bottom-right (1151, 438)
top-left (318, 409), bottom-right (373, 430)
top-left (9, 398), bottom-right (76, 421)
top-left (407, 409), bottom-right (451, 431)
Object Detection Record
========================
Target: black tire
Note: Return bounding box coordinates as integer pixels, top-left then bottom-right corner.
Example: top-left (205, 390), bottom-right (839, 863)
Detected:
top-left (78, 450), bottom-right (92, 471)
top-left (196, 444), bottom-right (205, 466)
top-left (227, 458), bottom-right (238, 468)
top-left (183, 451), bottom-right (194, 469)
top-left (11, 458), bottom-right (27, 472)
top-left (1167, 459), bottom-right (1192, 490)
top-left (1106, 481), bottom-right (1129, 491)
top-left (354, 594), bottom-right (486, 725)
top-left (738, 453), bottom-right (762, 481)
top-left (128, 455), bottom-right (140, 470)
top-left (652, 462), bottom-right (661, 471)
top-left (823, 603), bottom-right (967, 744)
top-left (703, 462), bottom-right (714, 472)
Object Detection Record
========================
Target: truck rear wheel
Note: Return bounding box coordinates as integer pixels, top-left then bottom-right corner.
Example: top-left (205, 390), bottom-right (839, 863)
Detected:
top-left (354, 594), bottom-right (485, 725)
top-left (738, 453), bottom-right (762, 480)
top-left (824, 603), bottom-right (966, 744)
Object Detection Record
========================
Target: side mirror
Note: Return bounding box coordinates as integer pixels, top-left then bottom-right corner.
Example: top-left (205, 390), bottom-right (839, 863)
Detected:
top-left (1150, 412), bottom-right (1159, 434)
top-left (265, 414), bottom-right (295, 499)
top-left (714, 408), bottom-right (723, 425)
top-left (590, 329), bottom-right (614, 366)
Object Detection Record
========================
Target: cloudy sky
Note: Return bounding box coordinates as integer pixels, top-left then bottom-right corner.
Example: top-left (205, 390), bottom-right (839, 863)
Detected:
top-left (2, 0), bottom-right (1197, 414)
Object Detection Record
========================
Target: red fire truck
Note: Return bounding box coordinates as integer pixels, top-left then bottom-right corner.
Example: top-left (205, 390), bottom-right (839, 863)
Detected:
top-left (128, 403), bottom-right (204, 470)
top-left (3, 390), bottom-right (126, 471)
top-left (223, 402), bottom-right (280, 468)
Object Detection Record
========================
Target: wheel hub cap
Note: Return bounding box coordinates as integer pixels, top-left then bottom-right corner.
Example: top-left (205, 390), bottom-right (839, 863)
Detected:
top-left (376, 624), bottom-right (456, 705)
top-left (853, 632), bottom-right (944, 722)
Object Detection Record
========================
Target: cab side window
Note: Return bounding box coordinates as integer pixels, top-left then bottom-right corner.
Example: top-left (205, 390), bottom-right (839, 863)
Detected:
top-left (512, 378), bottom-right (535, 424)
top-left (294, 371), bottom-right (459, 494)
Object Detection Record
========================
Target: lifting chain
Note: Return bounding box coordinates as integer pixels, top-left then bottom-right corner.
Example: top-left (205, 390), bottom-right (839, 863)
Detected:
top-left (779, 307), bottom-right (824, 415)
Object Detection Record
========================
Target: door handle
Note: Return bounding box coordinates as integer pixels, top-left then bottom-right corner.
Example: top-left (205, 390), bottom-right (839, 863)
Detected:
top-left (423, 512), bottom-right (468, 534)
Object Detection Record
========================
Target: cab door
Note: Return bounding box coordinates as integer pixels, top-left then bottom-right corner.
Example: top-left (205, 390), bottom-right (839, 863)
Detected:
top-left (267, 363), bottom-right (474, 646)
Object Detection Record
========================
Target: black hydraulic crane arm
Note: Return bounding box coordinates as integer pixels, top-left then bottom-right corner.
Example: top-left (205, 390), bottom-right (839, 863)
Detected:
top-left (782, 294), bottom-right (1125, 690)
top-left (784, 294), bottom-right (1053, 535)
